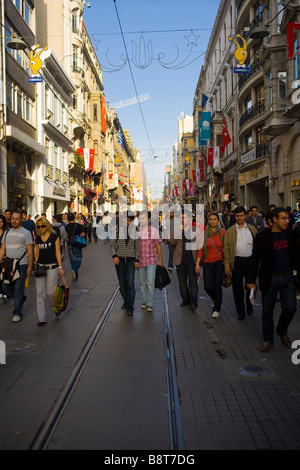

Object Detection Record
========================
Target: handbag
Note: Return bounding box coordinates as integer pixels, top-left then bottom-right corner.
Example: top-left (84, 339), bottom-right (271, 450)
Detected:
top-left (69, 224), bottom-right (87, 249)
top-left (222, 272), bottom-right (232, 288)
top-left (1, 251), bottom-right (26, 284)
top-left (53, 276), bottom-right (69, 316)
top-left (34, 265), bottom-right (47, 277)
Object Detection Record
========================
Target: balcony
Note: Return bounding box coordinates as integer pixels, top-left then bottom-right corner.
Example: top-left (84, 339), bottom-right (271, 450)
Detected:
top-left (238, 60), bottom-right (262, 91)
top-left (240, 100), bottom-right (265, 128)
top-left (240, 143), bottom-right (269, 166)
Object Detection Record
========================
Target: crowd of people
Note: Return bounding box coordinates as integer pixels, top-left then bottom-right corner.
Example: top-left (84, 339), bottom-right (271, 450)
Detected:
top-left (0, 202), bottom-right (300, 353)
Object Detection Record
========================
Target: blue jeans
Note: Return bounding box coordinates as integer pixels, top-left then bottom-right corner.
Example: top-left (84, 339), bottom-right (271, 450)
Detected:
top-left (203, 260), bottom-right (223, 312)
top-left (262, 274), bottom-right (297, 343)
top-left (68, 245), bottom-right (82, 275)
top-left (138, 264), bottom-right (156, 308)
top-left (2, 264), bottom-right (27, 317)
top-left (116, 259), bottom-right (136, 308)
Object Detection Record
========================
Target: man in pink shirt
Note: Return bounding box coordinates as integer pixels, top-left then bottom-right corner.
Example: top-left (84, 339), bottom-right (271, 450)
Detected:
top-left (138, 210), bottom-right (163, 312)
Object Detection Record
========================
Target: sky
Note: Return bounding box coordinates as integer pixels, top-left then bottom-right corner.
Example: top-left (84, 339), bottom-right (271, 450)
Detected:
top-left (83, 0), bottom-right (221, 198)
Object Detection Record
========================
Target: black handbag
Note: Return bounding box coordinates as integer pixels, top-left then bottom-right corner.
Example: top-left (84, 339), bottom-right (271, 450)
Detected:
top-left (34, 265), bottom-right (47, 277)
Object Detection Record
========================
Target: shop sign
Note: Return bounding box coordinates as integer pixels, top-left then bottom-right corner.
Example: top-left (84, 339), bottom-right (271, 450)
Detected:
top-left (53, 186), bottom-right (66, 197)
top-left (291, 179), bottom-right (300, 187)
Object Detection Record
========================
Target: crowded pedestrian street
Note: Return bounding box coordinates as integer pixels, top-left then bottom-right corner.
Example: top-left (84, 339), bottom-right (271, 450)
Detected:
top-left (1, 236), bottom-right (300, 451)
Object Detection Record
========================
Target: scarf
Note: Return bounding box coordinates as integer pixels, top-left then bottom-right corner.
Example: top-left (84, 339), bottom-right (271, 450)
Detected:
top-left (202, 225), bottom-right (224, 260)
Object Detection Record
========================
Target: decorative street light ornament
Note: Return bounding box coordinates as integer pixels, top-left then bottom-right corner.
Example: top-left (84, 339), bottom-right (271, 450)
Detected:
top-left (229, 35), bottom-right (250, 74)
top-left (28, 45), bottom-right (48, 83)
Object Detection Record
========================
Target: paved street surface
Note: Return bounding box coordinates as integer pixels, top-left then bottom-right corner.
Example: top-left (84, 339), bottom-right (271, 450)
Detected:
top-left (1, 239), bottom-right (300, 450)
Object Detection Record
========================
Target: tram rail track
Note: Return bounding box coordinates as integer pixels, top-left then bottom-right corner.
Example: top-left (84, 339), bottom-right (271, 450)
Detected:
top-left (29, 284), bottom-right (184, 450)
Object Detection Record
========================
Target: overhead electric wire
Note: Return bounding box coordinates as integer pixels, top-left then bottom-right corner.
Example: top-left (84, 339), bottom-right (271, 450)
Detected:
top-left (113, 0), bottom-right (155, 159)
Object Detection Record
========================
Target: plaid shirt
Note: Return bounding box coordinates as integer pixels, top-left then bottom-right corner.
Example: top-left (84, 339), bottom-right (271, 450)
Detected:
top-left (139, 226), bottom-right (161, 267)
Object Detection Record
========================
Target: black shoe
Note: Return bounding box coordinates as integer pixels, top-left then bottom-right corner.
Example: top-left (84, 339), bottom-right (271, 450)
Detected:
top-left (121, 303), bottom-right (127, 309)
top-left (237, 314), bottom-right (245, 320)
top-left (247, 308), bottom-right (253, 316)
top-left (127, 306), bottom-right (133, 316)
top-left (180, 301), bottom-right (190, 307)
top-left (37, 322), bottom-right (47, 326)
top-left (190, 304), bottom-right (197, 311)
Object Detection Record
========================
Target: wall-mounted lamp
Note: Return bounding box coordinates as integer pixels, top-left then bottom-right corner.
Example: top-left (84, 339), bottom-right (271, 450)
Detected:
top-left (249, 25), bottom-right (269, 40)
top-left (7, 34), bottom-right (28, 50)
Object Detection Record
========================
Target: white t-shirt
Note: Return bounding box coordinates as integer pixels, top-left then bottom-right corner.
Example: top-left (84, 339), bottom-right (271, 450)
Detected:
top-left (3, 227), bottom-right (34, 265)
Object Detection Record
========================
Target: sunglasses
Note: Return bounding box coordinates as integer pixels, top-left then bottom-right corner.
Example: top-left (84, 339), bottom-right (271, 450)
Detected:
top-left (37, 225), bottom-right (47, 229)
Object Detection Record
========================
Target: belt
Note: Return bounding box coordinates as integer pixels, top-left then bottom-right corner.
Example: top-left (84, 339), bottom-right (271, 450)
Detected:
top-left (274, 271), bottom-right (291, 277)
top-left (38, 263), bottom-right (58, 270)
top-left (235, 256), bottom-right (251, 259)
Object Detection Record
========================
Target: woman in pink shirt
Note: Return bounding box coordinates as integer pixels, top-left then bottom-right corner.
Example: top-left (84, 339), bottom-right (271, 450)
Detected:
top-left (195, 213), bottom-right (226, 318)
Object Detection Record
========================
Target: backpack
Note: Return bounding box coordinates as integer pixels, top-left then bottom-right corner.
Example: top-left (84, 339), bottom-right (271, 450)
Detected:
top-left (52, 224), bottom-right (62, 241)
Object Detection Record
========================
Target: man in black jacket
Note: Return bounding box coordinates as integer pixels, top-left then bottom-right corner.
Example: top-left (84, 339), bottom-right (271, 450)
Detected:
top-left (247, 207), bottom-right (300, 352)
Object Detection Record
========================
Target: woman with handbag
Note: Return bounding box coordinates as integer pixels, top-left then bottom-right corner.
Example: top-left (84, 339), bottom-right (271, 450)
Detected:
top-left (34, 218), bottom-right (64, 326)
top-left (195, 213), bottom-right (226, 318)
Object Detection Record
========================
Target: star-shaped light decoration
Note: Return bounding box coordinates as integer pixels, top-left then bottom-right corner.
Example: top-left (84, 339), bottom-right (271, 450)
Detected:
top-left (184, 30), bottom-right (200, 47)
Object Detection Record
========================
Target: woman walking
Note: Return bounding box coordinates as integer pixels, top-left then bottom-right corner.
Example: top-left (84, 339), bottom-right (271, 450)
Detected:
top-left (195, 212), bottom-right (225, 318)
top-left (34, 218), bottom-right (64, 326)
top-left (0, 215), bottom-right (8, 302)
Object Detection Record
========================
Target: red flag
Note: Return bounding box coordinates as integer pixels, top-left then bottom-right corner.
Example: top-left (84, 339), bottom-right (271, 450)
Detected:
top-left (192, 169), bottom-right (196, 182)
top-left (89, 149), bottom-right (95, 171)
top-left (101, 95), bottom-right (107, 134)
top-left (222, 117), bottom-right (231, 147)
top-left (207, 148), bottom-right (214, 167)
top-left (287, 23), bottom-right (300, 59)
top-left (183, 180), bottom-right (186, 190)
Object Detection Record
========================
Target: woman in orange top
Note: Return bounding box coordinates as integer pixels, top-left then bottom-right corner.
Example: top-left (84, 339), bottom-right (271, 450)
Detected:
top-left (195, 213), bottom-right (226, 318)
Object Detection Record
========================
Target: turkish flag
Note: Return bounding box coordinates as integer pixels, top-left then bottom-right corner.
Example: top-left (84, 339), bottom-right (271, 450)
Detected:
top-left (287, 23), bottom-right (300, 59)
top-left (207, 148), bottom-right (214, 167)
top-left (200, 153), bottom-right (205, 181)
top-left (183, 180), bottom-right (186, 190)
top-left (89, 149), bottom-right (95, 171)
top-left (222, 117), bottom-right (231, 147)
top-left (192, 169), bottom-right (196, 182)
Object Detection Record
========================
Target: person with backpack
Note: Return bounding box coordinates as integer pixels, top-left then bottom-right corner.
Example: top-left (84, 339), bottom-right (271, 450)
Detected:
top-left (34, 218), bottom-right (64, 326)
top-left (0, 211), bottom-right (34, 322)
top-left (65, 213), bottom-right (87, 280)
top-left (52, 214), bottom-right (67, 259)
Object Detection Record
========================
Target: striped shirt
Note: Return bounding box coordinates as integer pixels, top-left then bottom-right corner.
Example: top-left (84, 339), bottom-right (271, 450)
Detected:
top-left (110, 225), bottom-right (140, 261)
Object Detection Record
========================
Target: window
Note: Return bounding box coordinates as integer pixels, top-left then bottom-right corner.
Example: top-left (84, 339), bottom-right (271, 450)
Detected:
top-left (93, 104), bottom-right (98, 122)
top-left (269, 72), bottom-right (272, 111)
top-left (255, 83), bottom-right (264, 103)
top-left (294, 40), bottom-right (299, 81)
top-left (5, 20), bottom-right (30, 74)
top-left (278, 71), bottom-right (287, 108)
top-left (7, 79), bottom-right (34, 125)
top-left (10, 0), bottom-right (32, 28)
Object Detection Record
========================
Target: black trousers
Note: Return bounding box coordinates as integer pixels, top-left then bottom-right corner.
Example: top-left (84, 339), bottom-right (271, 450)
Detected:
top-left (176, 261), bottom-right (198, 306)
top-left (231, 256), bottom-right (253, 318)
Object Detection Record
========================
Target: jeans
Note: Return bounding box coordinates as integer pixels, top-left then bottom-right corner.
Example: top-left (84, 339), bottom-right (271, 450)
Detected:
top-left (203, 260), bottom-right (223, 312)
top-left (231, 256), bottom-right (252, 317)
top-left (262, 273), bottom-right (297, 343)
top-left (116, 260), bottom-right (136, 309)
top-left (35, 267), bottom-right (60, 322)
top-left (2, 264), bottom-right (27, 317)
top-left (168, 242), bottom-right (175, 269)
top-left (68, 245), bottom-right (82, 275)
top-left (138, 264), bottom-right (156, 308)
top-left (176, 261), bottom-right (198, 306)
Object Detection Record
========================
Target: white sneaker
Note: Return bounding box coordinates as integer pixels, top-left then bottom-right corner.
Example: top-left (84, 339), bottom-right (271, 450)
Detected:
top-left (12, 314), bottom-right (21, 322)
top-left (212, 311), bottom-right (220, 318)
top-left (71, 270), bottom-right (76, 281)
top-left (2, 295), bottom-right (7, 303)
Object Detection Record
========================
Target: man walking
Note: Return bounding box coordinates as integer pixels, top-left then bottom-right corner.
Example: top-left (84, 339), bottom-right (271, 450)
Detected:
top-left (110, 212), bottom-right (140, 316)
top-left (92, 211), bottom-right (100, 243)
top-left (247, 207), bottom-right (300, 352)
top-left (246, 205), bottom-right (265, 232)
top-left (138, 210), bottom-right (163, 312)
top-left (65, 213), bottom-right (87, 280)
top-left (224, 206), bottom-right (257, 320)
top-left (0, 211), bottom-right (34, 322)
top-left (171, 208), bottom-right (201, 311)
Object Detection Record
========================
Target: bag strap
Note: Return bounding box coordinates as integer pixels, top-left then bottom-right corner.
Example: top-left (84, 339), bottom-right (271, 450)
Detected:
top-left (209, 235), bottom-right (222, 258)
